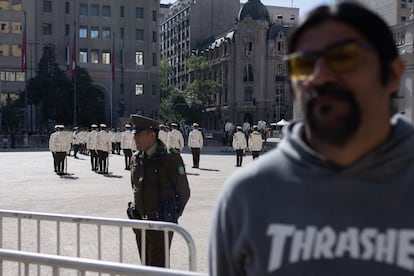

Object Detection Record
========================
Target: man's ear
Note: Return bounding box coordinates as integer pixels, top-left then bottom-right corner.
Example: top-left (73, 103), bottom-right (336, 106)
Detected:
top-left (387, 57), bottom-right (405, 95)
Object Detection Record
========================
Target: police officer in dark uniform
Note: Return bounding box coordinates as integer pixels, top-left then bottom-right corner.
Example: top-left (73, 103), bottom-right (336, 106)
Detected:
top-left (128, 114), bottom-right (190, 267)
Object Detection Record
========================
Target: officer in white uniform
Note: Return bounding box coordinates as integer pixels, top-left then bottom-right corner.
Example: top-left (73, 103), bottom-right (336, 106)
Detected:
top-left (121, 124), bottom-right (135, 170)
top-left (72, 127), bottom-right (81, 158)
top-left (49, 125), bottom-right (71, 174)
top-left (158, 124), bottom-right (169, 147)
top-left (232, 126), bottom-right (247, 167)
top-left (96, 123), bottom-right (111, 173)
top-left (167, 123), bottom-right (184, 152)
top-left (188, 123), bottom-right (204, 168)
top-left (249, 125), bottom-right (263, 159)
top-left (87, 124), bottom-right (99, 171)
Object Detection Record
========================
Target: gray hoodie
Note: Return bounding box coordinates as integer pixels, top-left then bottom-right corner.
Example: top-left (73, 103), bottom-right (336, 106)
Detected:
top-left (209, 115), bottom-right (414, 276)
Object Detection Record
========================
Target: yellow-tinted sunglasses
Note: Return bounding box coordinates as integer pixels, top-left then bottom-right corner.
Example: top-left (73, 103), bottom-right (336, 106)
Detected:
top-left (285, 39), bottom-right (375, 80)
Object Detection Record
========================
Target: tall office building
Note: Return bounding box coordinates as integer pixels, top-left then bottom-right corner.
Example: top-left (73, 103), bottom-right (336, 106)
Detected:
top-left (160, 0), bottom-right (240, 89)
top-left (0, 0), bottom-right (160, 131)
top-left (336, 0), bottom-right (413, 25)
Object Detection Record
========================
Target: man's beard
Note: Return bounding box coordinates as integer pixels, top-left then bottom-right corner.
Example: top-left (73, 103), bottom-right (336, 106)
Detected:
top-left (304, 83), bottom-right (361, 146)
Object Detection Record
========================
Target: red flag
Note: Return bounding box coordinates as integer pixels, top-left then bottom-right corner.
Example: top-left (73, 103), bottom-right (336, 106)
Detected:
top-left (71, 31), bottom-right (76, 76)
top-left (111, 35), bottom-right (115, 80)
top-left (21, 21), bottom-right (26, 72)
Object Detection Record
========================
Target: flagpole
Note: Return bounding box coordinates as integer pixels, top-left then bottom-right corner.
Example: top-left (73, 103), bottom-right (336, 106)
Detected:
top-left (111, 32), bottom-right (115, 127)
top-left (23, 10), bottom-right (28, 146)
top-left (73, 21), bottom-right (77, 127)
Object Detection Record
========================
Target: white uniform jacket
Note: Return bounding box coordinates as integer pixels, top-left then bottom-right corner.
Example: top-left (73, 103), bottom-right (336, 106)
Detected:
top-left (96, 130), bottom-right (111, 152)
top-left (158, 129), bottom-right (169, 146)
top-left (87, 130), bottom-right (98, 151)
top-left (232, 131), bottom-right (247, 150)
top-left (249, 131), bottom-right (263, 151)
top-left (121, 130), bottom-right (135, 150)
top-left (167, 129), bottom-right (184, 151)
top-left (49, 131), bottom-right (71, 152)
top-left (188, 129), bottom-right (203, 149)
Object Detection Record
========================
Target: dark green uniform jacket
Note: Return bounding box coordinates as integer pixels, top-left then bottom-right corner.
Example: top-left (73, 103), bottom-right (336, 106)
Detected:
top-left (131, 140), bottom-right (190, 220)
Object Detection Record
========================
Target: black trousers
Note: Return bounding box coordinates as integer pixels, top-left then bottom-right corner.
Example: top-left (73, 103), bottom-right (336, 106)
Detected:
top-left (235, 149), bottom-right (244, 166)
top-left (90, 150), bottom-right (98, 171)
top-left (134, 229), bottom-right (173, 267)
top-left (97, 150), bottom-right (108, 172)
top-left (53, 152), bottom-right (66, 173)
top-left (252, 151), bottom-right (260, 159)
top-left (123, 149), bottom-right (132, 169)
top-left (191, 148), bottom-right (200, 168)
top-left (73, 144), bottom-right (80, 157)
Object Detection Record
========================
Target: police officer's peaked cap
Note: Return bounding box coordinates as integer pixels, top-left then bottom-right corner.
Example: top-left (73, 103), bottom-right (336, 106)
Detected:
top-left (57, 124), bottom-right (65, 129)
top-left (130, 114), bottom-right (160, 134)
top-left (159, 124), bottom-right (165, 128)
top-left (236, 125), bottom-right (242, 130)
top-left (253, 125), bottom-right (258, 130)
top-left (91, 124), bottom-right (98, 128)
top-left (192, 122), bottom-right (199, 127)
top-left (171, 123), bottom-right (178, 127)
top-left (125, 124), bottom-right (131, 128)
top-left (100, 123), bottom-right (107, 128)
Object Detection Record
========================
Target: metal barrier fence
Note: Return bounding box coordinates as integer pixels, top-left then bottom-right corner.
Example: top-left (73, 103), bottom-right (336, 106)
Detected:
top-left (0, 249), bottom-right (206, 276)
top-left (0, 209), bottom-right (200, 275)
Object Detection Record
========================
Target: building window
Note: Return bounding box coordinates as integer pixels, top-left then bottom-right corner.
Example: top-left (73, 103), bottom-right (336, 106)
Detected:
top-left (153, 31), bottom-right (157, 43)
top-left (135, 84), bottom-right (144, 95)
top-left (79, 3), bottom-right (88, 15)
top-left (276, 86), bottom-right (285, 103)
top-left (79, 49), bottom-right (88, 63)
top-left (91, 4), bottom-right (99, 16)
top-left (136, 29), bottom-right (144, 41)
top-left (402, 0), bottom-right (407, 8)
top-left (243, 64), bottom-right (254, 82)
top-left (65, 2), bottom-right (69, 14)
top-left (91, 49), bottom-right (99, 64)
top-left (102, 51), bottom-right (111, 64)
top-left (120, 27), bottom-right (124, 40)
top-left (152, 53), bottom-right (157, 66)
top-left (79, 26), bottom-right (87, 38)
top-left (136, 51), bottom-right (143, 65)
top-left (152, 10), bottom-right (157, 21)
top-left (0, 22), bottom-right (9, 33)
top-left (276, 64), bottom-right (285, 80)
top-left (136, 7), bottom-right (144, 19)
top-left (11, 22), bottom-right (22, 34)
top-left (102, 27), bottom-right (111, 39)
top-left (0, 44), bottom-right (9, 56)
top-left (43, 23), bottom-right (52, 35)
top-left (102, 5), bottom-right (111, 17)
top-left (244, 86), bottom-right (253, 102)
top-left (65, 24), bottom-right (69, 36)
top-left (120, 6), bottom-right (124, 18)
top-left (401, 16), bottom-right (407, 22)
top-left (43, 0), bottom-right (52, 13)
top-left (90, 26), bottom-right (99, 39)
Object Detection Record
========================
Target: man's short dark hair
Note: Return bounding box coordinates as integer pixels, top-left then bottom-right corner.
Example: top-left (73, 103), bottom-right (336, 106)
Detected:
top-left (287, 2), bottom-right (398, 86)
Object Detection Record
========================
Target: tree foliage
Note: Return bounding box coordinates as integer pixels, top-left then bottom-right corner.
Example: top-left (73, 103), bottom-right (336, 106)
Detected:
top-left (27, 44), bottom-right (105, 128)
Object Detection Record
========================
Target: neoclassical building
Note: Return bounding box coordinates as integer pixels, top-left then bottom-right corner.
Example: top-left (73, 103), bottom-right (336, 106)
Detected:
top-left (195, 0), bottom-right (297, 130)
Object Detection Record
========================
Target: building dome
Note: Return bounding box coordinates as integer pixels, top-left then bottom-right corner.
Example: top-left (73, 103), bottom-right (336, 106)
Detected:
top-left (238, 0), bottom-right (270, 22)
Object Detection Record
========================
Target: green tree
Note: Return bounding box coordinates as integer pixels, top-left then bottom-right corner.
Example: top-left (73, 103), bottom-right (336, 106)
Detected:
top-left (28, 44), bottom-right (72, 125)
top-left (28, 44), bottom-right (105, 128)
top-left (184, 55), bottom-right (221, 122)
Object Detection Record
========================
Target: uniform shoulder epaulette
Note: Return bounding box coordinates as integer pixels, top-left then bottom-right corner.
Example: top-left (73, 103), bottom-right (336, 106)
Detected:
top-left (169, 148), bottom-right (179, 154)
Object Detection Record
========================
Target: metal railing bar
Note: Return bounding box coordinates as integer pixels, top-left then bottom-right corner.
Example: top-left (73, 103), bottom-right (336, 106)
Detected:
top-left (0, 249), bottom-right (206, 276)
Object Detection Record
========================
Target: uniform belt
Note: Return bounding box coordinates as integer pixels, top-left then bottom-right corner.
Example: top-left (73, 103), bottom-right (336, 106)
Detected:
top-left (141, 210), bottom-right (160, 220)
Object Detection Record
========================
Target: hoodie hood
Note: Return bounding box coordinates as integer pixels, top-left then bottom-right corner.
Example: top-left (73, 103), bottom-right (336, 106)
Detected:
top-left (278, 114), bottom-right (414, 177)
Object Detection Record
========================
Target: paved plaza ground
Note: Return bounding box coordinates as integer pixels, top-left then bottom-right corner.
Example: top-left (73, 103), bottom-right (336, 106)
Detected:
top-left (0, 146), bottom-right (272, 273)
